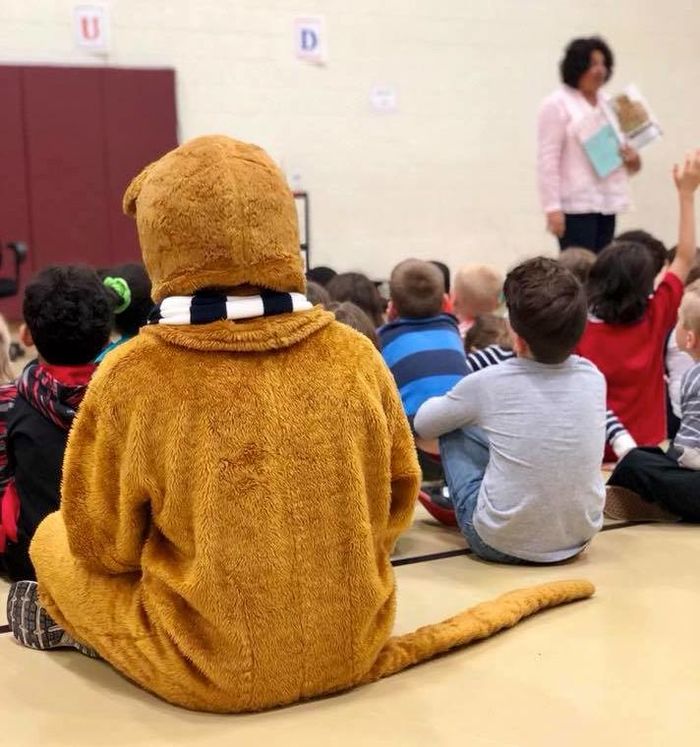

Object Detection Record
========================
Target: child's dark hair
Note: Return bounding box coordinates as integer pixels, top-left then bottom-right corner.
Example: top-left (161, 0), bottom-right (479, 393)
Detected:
top-left (560, 36), bottom-right (614, 88)
top-left (306, 280), bottom-right (331, 307)
top-left (327, 272), bottom-right (385, 327)
top-left (587, 241), bottom-right (656, 324)
top-left (306, 265), bottom-right (337, 287)
top-left (389, 259), bottom-right (445, 319)
top-left (504, 257), bottom-right (587, 364)
top-left (327, 301), bottom-right (381, 349)
top-left (558, 247), bottom-right (597, 285)
top-left (616, 230), bottom-right (667, 276)
top-left (464, 314), bottom-right (511, 352)
top-left (667, 246), bottom-right (700, 285)
top-left (100, 263), bottom-right (153, 337)
top-left (24, 265), bottom-right (113, 365)
top-left (430, 261), bottom-right (451, 294)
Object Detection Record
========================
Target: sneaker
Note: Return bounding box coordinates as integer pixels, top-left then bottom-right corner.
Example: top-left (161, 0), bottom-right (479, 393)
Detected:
top-left (417, 488), bottom-right (458, 527)
top-left (604, 486), bottom-right (681, 522)
top-left (6, 580), bottom-right (98, 657)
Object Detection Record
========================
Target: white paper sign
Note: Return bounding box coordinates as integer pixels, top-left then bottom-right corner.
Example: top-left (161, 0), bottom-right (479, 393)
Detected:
top-left (370, 85), bottom-right (398, 114)
top-left (294, 17), bottom-right (326, 64)
top-left (74, 4), bottom-right (109, 53)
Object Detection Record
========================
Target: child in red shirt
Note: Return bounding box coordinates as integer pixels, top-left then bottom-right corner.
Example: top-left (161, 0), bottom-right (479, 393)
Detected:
top-left (577, 150), bottom-right (700, 460)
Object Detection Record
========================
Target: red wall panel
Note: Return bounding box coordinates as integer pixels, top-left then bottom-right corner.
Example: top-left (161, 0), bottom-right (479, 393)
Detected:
top-left (103, 68), bottom-right (178, 265)
top-left (22, 66), bottom-right (111, 269)
top-left (0, 64), bottom-right (178, 319)
top-left (0, 67), bottom-right (32, 318)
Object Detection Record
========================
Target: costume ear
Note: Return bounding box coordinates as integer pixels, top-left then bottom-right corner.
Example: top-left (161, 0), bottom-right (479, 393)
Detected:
top-left (122, 162), bottom-right (156, 216)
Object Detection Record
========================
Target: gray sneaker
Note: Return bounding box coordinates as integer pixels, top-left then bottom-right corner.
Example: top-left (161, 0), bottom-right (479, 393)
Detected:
top-left (6, 580), bottom-right (99, 657)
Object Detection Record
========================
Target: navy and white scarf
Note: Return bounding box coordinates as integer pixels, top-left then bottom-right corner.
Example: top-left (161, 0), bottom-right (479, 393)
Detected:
top-left (148, 290), bottom-right (313, 326)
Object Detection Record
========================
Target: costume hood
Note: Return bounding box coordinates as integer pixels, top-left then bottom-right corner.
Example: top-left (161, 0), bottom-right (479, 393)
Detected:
top-left (123, 135), bottom-right (305, 302)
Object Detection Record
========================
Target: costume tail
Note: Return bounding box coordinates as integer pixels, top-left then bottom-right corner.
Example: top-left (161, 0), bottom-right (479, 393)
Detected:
top-left (362, 579), bottom-right (594, 684)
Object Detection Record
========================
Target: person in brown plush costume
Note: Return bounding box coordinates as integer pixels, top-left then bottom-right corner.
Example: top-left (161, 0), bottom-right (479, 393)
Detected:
top-left (7, 135), bottom-right (595, 712)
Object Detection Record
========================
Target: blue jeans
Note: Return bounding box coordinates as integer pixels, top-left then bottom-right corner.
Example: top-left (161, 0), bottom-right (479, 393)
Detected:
top-left (439, 426), bottom-right (526, 565)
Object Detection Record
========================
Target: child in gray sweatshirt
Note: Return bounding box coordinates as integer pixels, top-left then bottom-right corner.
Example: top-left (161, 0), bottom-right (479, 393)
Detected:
top-left (415, 257), bottom-right (606, 564)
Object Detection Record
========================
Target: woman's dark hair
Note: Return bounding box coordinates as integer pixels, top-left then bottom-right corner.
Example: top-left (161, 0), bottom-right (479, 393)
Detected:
top-left (326, 272), bottom-right (385, 327)
top-left (560, 36), bottom-right (614, 88)
top-left (616, 230), bottom-right (667, 276)
top-left (504, 257), bottom-right (586, 364)
top-left (24, 265), bottom-right (113, 365)
top-left (587, 241), bottom-right (656, 324)
top-left (100, 263), bottom-right (153, 337)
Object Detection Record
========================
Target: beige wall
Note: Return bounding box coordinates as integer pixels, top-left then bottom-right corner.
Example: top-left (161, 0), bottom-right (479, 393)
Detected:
top-left (1, 1), bottom-right (699, 279)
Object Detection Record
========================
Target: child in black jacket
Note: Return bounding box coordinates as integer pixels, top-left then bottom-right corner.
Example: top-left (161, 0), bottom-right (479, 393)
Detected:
top-left (3, 266), bottom-right (113, 580)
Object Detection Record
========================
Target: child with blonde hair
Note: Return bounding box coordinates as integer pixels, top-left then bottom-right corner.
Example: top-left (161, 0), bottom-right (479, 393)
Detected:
top-left (452, 264), bottom-right (504, 337)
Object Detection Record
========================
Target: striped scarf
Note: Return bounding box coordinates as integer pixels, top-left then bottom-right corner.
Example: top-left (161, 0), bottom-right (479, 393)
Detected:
top-left (148, 291), bottom-right (312, 326)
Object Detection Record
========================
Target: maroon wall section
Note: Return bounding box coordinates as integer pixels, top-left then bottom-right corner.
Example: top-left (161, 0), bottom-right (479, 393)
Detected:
top-left (0, 67), bottom-right (32, 318)
top-left (103, 68), bottom-right (177, 265)
top-left (23, 66), bottom-right (111, 268)
top-left (0, 64), bottom-right (177, 320)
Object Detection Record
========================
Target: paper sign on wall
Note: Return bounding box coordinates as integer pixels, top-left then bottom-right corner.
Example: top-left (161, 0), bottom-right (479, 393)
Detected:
top-left (294, 17), bottom-right (326, 64)
top-left (74, 4), bottom-right (110, 53)
top-left (370, 85), bottom-right (398, 114)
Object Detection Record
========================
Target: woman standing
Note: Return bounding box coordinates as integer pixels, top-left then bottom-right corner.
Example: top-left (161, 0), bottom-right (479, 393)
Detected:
top-left (537, 37), bottom-right (641, 252)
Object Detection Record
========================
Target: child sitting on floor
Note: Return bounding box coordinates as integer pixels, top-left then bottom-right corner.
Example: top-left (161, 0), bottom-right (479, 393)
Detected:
top-left (415, 256), bottom-right (606, 564)
top-left (96, 263), bottom-right (153, 362)
top-left (607, 278), bottom-right (700, 521)
top-left (463, 314), bottom-right (511, 353)
top-left (1, 266), bottom-right (112, 580)
top-left (451, 264), bottom-right (503, 337)
top-left (576, 150), bottom-right (700, 461)
top-left (557, 247), bottom-right (597, 285)
top-left (379, 259), bottom-right (468, 480)
top-left (327, 301), bottom-right (381, 349)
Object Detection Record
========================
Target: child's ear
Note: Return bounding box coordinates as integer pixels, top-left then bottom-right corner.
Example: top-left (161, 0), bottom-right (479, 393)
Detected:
top-left (386, 300), bottom-right (398, 322)
top-left (19, 323), bottom-right (33, 349)
top-left (441, 293), bottom-right (453, 314)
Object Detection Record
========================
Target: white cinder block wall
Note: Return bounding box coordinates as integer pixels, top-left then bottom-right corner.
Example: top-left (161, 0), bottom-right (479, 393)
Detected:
top-left (1, 0), bottom-right (699, 279)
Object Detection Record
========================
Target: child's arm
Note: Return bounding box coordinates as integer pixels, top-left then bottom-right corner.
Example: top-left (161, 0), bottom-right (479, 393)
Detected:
top-left (465, 344), bottom-right (514, 373)
top-left (669, 149), bottom-right (700, 283)
top-left (606, 409), bottom-right (636, 459)
top-left (414, 374), bottom-right (481, 440)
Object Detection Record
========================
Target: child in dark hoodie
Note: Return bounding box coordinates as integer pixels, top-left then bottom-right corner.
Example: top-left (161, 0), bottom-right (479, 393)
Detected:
top-left (2, 266), bottom-right (113, 580)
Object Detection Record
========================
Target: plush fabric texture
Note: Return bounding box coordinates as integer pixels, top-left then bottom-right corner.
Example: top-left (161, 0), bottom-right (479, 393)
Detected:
top-left (122, 135), bottom-right (306, 302)
top-left (30, 135), bottom-right (596, 712)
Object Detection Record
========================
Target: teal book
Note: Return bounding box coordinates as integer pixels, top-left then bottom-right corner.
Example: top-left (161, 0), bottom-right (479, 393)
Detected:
top-left (582, 123), bottom-right (623, 179)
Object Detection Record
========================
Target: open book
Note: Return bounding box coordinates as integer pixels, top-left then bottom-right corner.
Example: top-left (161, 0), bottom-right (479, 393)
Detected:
top-left (577, 84), bottom-right (662, 179)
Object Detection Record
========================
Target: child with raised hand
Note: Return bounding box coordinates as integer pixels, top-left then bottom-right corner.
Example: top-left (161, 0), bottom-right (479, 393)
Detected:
top-left (608, 278), bottom-right (700, 520)
top-left (577, 150), bottom-right (700, 460)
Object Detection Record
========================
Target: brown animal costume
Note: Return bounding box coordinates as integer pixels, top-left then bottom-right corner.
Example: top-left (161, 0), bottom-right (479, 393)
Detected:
top-left (30, 135), bottom-right (594, 712)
